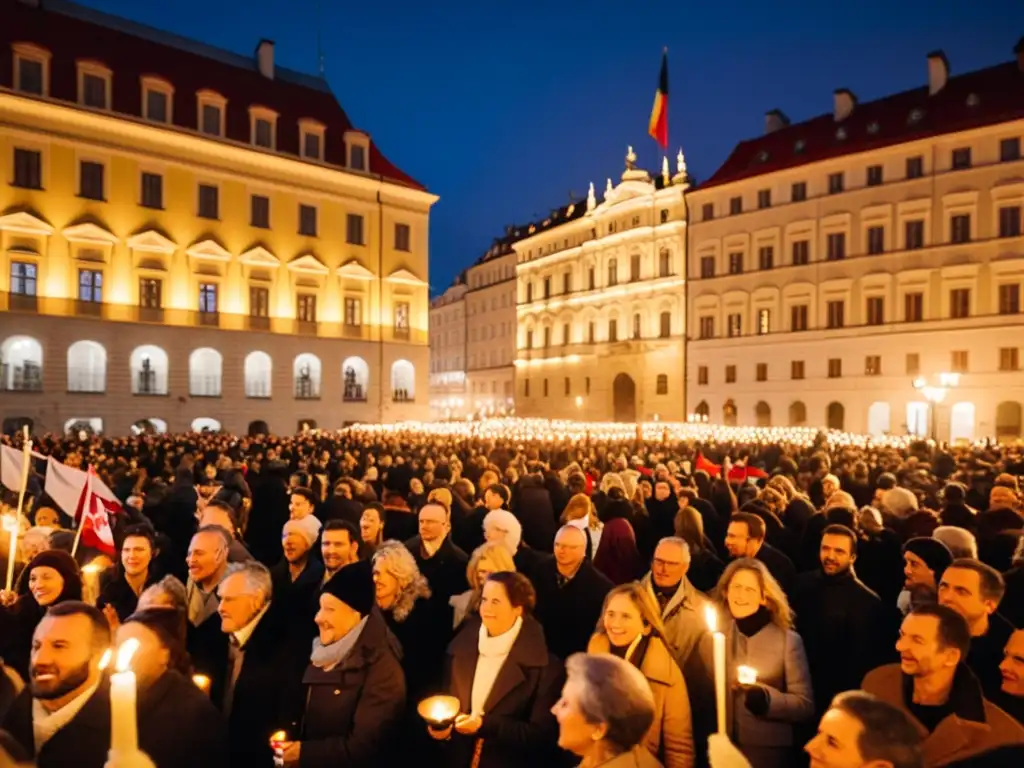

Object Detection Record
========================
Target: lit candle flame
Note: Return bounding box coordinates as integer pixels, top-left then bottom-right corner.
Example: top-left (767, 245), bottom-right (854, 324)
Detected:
top-left (192, 674), bottom-right (211, 693)
top-left (98, 648), bottom-right (113, 671)
top-left (115, 638), bottom-right (140, 673)
top-left (82, 561), bottom-right (103, 574)
top-left (737, 665), bottom-right (758, 685)
top-left (704, 605), bottom-right (718, 633)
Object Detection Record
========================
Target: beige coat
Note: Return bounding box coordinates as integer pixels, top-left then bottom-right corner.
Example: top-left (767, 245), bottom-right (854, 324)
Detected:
top-left (588, 634), bottom-right (694, 768)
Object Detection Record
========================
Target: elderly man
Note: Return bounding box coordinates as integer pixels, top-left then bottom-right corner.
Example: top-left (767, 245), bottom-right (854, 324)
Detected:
top-left (185, 525), bottom-right (231, 628)
top-left (271, 516), bottom-right (325, 642)
top-left (641, 536), bottom-right (709, 669)
top-left (483, 508), bottom-right (546, 580)
top-left (404, 501), bottom-right (468, 606)
top-left (900, 538), bottom-right (953, 615)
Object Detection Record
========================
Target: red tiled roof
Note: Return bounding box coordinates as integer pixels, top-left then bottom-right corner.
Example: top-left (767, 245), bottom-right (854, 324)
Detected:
top-left (700, 56), bottom-right (1024, 190)
top-left (1, 0), bottom-right (424, 190)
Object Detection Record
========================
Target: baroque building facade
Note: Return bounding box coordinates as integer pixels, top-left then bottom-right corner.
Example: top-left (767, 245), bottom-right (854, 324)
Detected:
top-left (465, 235), bottom-right (517, 415)
top-left (427, 279), bottom-right (467, 419)
top-left (0, 0), bottom-right (436, 436)
top-left (686, 44), bottom-right (1024, 440)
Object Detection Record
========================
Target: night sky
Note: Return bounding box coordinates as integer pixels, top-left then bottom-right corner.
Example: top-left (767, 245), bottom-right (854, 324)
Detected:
top-left (77, 0), bottom-right (1023, 294)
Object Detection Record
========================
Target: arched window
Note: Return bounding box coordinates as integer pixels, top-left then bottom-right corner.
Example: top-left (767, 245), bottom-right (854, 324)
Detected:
top-left (950, 402), bottom-right (976, 443)
top-left (130, 345), bottom-right (168, 395)
top-left (996, 401), bottom-right (1023, 440)
top-left (695, 400), bottom-right (710, 419)
top-left (293, 353), bottom-right (322, 399)
top-left (342, 356), bottom-right (369, 402)
top-left (64, 417), bottom-right (103, 436)
top-left (189, 348), bottom-right (222, 397)
top-left (906, 402), bottom-right (928, 437)
top-left (826, 401), bottom-right (845, 430)
top-left (131, 417), bottom-right (167, 435)
top-left (723, 399), bottom-right (738, 426)
top-left (191, 417), bottom-right (222, 433)
top-left (0, 336), bottom-right (43, 392)
top-left (659, 312), bottom-right (671, 338)
top-left (244, 351), bottom-right (272, 398)
top-left (391, 359), bottom-right (415, 402)
top-left (67, 340), bottom-right (106, 393)
top-left (755, 401), bottom-right (771, 427)
top-left (789, 400), bottom-right (807, 426)
top-left (867, 402), bottom-right (891, 436)
top-left (608, 318), bottom-right (618, 342)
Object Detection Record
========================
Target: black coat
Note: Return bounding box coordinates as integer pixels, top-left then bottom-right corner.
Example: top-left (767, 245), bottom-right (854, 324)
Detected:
top-left (513, 483), bottom-right (557, 552)
top-left (452, 505), bottom-right (487, 557)
top-left (1002, 566), bottom-right (1024, 629)
top-left (3, 678), bottom-right (110, 768)
top-left (444, 616), bottom-right (564, 768)
top-left (293, 610), bottom-right (406, 768)
top-left (270, 557), bottom-right (326, 645)
top-left (533, 558), bottom-right (613, 660)
top-left (247, 478), bottom-right (291, 567)
top-left (97, 568), bottom-right (161, 622)
top-left (138, 670), bottom-right (228, 768)
top-left (384, 595), bottom-right (451, 702)
top-left (405, 535), bottom-right (469, 606)
top-left (513, 546), bottom-right (549, 585)
top-left (755, 543), bottom-right (797, 597)
top-left (966, 612), bottom-right (1016, 702)
top-left (687, 547), bottom-right (726, 595)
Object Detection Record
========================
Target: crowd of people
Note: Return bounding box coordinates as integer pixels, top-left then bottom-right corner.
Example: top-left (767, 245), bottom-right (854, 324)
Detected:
top-left (0, 423), bottom-right (1023, 768)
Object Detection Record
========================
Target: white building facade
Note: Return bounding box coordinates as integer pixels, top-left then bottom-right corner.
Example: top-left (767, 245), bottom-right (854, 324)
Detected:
top-left (428, 281), bottom-right (468, 418)
top-left (465, 239), bottom-right (517, 416)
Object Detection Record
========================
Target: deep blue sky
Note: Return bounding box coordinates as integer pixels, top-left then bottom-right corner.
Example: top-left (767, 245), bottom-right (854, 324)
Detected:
top-left (79, 0), bottom-right (1023, 294)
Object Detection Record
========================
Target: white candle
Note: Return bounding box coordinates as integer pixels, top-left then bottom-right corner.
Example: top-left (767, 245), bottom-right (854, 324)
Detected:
top-left (6, 428), bottom-right (31, 592)
top-left (3, 515), bottom-right (19, 593)
top-left (82, 562), bottom-right (103, 606)
top-left (705, 606), bottom-right (727, 734)
top-left (110, 637), bottom-right (140, 757)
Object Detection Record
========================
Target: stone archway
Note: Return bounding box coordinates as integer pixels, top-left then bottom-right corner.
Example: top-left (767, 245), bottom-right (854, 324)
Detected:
top-left (827, 401), bottom-right (845, 430)
top-left (248, 420), bottom-right (269, 437)
top-left (612, 373), bottom-right (637, 423)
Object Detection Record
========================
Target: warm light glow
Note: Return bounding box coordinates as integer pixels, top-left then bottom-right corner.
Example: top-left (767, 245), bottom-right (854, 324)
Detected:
top-left (115, 637), bottom-right (140, 673)
top-left (82, 560), bottom-right (104, 574)
top-left (192, 674), bottom-right (211, 693)
top-left (417, 694), bottom-right (460, 726)
top-left (1, 516), bottom-right (17, 534)
top-left (704, 606), bottom-right (718, 633)
top-left (575, 396), bottom-right (583, 408)
top-left (737, 666), bottom-right (758, 685)
top-left (99, 648), bottom-right (113, 671)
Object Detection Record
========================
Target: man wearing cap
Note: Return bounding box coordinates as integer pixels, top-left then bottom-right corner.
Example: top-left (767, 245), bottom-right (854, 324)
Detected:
top-left (271, 517), bottom-right (325, 642)
top-left (278, 566), bottom-right (405, 767)
top-left (900, 538), bottom-right (954, 615)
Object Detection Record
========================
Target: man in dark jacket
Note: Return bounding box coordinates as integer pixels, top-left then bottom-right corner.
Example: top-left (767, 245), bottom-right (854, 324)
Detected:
top-left (404, 502), bottom-right (468, 606)
top-left (281, 566), bottom-right (405, 767)
top-left (533, 525), bottom-right (612, 660)
top-left (513, 473), bottom-right (557, 552)
top-left (793, 524), bottom-right (896, 716)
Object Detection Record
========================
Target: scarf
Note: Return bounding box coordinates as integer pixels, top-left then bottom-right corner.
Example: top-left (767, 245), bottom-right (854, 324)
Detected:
top-left (609, 633), bottom-right (651, 672)
top-left (471, 616), bottom-right (523, 715)
top-left (310, 615), bottom-right (369, 670)
top-left (735, 605), bottom-right (772, 637)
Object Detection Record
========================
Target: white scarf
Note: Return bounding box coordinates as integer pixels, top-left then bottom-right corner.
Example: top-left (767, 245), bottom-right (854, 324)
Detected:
top-left (471, 616), bottom-right (523, 716)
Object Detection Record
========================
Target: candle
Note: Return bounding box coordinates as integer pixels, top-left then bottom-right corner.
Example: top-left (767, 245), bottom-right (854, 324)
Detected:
top-left (6, 427), bottom-right (31, 593)
top-left (3, 515), bottom-right (19, 593)
top-left (82, 561), bottom-right (103, 606)
top-left (192, 674), bottom-right (211, 695)
top-left (110, 637), bottom-right (140, 758)
top-left (705, 606), bottom-right (727, 735)
top-left (269, 730), bottom-right (288, 767)
top-left (737, 665), bottom-right (758, 686)
top-left (417, 694), bottom-right (460, 732)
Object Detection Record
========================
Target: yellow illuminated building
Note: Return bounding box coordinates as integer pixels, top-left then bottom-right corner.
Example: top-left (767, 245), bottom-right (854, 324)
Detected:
top-left (0, 0), bottom-right (436, 435)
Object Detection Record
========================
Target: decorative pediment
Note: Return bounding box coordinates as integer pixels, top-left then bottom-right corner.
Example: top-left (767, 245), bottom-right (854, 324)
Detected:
top-left (336, 259), bottom-right (375, 281)
top-left (385, 267), bottom-right (426, 286)
top-left (593, 179), bottom-right (655, 214)
top-left (62, 222), bottom-right (119, 245)
top-left (0, 211), bottom-right (53, 236)
top-left (186, 238), bottom-right (232, 262)
top-left (127, 229), bottom-right (176, 254)
top-left (239, 245), bottom-right (280, 267)
top-left (287, 253), bottom-right (329, 275)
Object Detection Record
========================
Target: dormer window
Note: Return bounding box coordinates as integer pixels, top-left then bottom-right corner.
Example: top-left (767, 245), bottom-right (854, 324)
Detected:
top-left (77, 60), bottom-right (111, 109)
top-left (344, 130), bottom-right (369, 172)
top-left (141, 76), bottom-right (173, 123)
top-left (197, 90), bottom-right (227, 137)
top-left (249, 106), bottom-right (278, 150)
top-left (299, 119), bottom-right (325, 161)
top-left (12, 43), bottom-right (51, 96)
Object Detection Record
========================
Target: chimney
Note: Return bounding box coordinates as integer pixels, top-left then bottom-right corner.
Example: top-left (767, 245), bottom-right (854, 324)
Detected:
top-left (833, 88), bottom-right (856, 122)
top-left (1015, 37), bottom-right (1024, 73)
top-left (765, 109), bottom-right (790, 134)
top-left (927, 50), bottom-right (949, 95)
top-left (256, 39), bottom-right (275, 80)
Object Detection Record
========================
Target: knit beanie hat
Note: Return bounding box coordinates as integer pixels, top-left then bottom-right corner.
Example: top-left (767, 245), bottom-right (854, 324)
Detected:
top-left (22, 549), bottom-right (82, 601)
top-left (283, 515), bottom-right (322, 548)
top-left (321, 561), bottom-right (375, 616)
top-left (125, 607), bottom-right (190, 675)
top-left (902, 537), bottom-right (953, 579)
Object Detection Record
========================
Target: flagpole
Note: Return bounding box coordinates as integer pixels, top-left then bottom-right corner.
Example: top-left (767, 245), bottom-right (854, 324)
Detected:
top-left (71, 465), bottom-right (92, 559)
top-left (4, 426), bottom-right (32, 592)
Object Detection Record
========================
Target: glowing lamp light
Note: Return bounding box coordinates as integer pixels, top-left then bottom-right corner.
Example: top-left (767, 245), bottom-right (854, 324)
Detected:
top-left (418, 695), bottom-right (460, 731)
top-left (1, 516), bottom-right (17, 534)
top-left (737, 665), bottom-right (759, 686)
top-left (192, 674), bottom-right (211, 695)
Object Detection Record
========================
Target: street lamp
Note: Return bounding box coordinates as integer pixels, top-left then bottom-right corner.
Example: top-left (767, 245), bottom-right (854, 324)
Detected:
top-left (912, 372), bottom-right (959, 441)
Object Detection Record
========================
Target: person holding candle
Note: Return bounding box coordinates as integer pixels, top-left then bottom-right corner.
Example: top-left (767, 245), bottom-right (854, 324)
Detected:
top-left (588, 582), bottom-right (694, 768)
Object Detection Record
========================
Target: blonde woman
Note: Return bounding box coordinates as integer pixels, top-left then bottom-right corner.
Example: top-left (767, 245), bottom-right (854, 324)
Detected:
top-left (562, 493), bottom-right (603, 559)
top-left (449, 542), bottom-right (516, 629)
top-left (587, 582), bottom-right (693, 768)
top-left (706, 558), bottom-right (813, 768)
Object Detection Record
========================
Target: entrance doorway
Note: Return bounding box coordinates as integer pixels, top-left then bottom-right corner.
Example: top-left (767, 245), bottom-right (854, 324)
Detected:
top-left (612, 373), bottom-right (637, 423)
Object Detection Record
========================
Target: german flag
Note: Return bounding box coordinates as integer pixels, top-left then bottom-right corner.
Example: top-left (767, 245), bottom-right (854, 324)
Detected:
top-left (648, 50), bottom-right (669, 149)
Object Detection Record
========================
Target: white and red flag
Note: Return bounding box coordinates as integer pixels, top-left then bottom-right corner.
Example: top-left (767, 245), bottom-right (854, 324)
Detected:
top-left (44, 458), bottom-right (120, 555)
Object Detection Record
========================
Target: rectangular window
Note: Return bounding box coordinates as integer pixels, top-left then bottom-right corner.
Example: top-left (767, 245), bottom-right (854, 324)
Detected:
top-left (658, 249), bottom-right (671, 277)
top-left (139, 278), bottom-right (162, 309)
top-left (201, 104), bottom-right (221, 136)
top-left (758, 246), bottom-right (774, 270)
top-left (905, 220), bottom-right (924, 250)
top-left (344, 297), bottom-right (362, 326)
top-left (346, 214), bottom-right (365, 245)
top-left (563, 272), bottom-right (572, 294)
top-left (588, 267), bottom-right (595, 291)
top-left (949, 288), bottom-right (971, 319)
top-left (145, 90), bottom-right (168, 123)
top-left (199, 283), bottom-right (218, 313)
top-left (866, 165), bottom-right (883, 186)
top-left (543, 327), bottom-right (551, 348)
top-left (254, 119), bottom-right (273, 148)
top-left (659, 312), bottom-right (671, 338)
top-left (141, 172), bottom-right (163, 209)
top-left (82, 73), bottom-right (107, 108)
top-left (702, 203), bottom-right (714, 221)
top-left (630, 253), bottom-right (641, 282)
top-left (303, 132), bottom-right (322, 160)
top-left (78, 269), bottom-right (102, 303)
top-left (828, 358), bottom-right (842, 378)
top-left (12, 148), bottom-right (42, 189)
top-left (757, 308), bottom-right (770, 335)
top-left (729, 196), bottom-right (742, 215)
top-left (298, 204), bottom-right (318, 237)
top-left (350, 145), bottom-right (366, 171)
top-left (792, 240), bottom-right (809, 266)
top-left (865, 355), bottom-right (882, 376)
top-left (951, 147), bottom-right (972, 170)
top-left (564, 377), bottom-right (571, 396)
top-left (999, 347), bottom-right (1020, 371)
top-left (563, 323), bottom-right (571, 345)
top-left (828, 172), bottom-right (844, 194)
top-left (250, 286), bottom-right (269, 317)
top-left (999, 206), bottom-right (1021, 238)
top-left (524, 379), bottom-right (530, 397)
top-left (725, 365), bottom-right (736, 383)
top-left (16, 58), bottom-right (43, 95)
top-left (904, 292), bottom-right (924, 322)
top-left (608, 319), bottom-right (618, 342)
top-left (791, 304), bottom-right (809, 331)
top-left (906, 353), bottom-right (920, 376)
top-left (699, 316), bottom-right (714, 339)
top-left (757, 189), bottom-right (771, 209)
top-left (866, 296), bottom-right (884, 326)
top-left (791, 360), bottom-right (805, 380)
top-left (727, 313), bottom-right (742, 338)
top-left (395, 223), bottom-right (411, 252)
top-left (951, 350), bottom-right (968, 373)
top-left (697, 366), bottom-right (709, 386)
top-left (999, 284), bottom-right (1021, 314)
top-left (791, 182), bottom-right (807, 202)
top-left (728, 252), bottom-right (743, 275)
top-left (297, 294), bottom-right (317, 323)
top-left (906, 155), bottom-right (924, 179)
top-left (10, 262), bottom-right (37, 296)
top-left (950, 214), bottom-right (971, 244)
top-left (251, 195), bottom-right (270, 228)
top-left (394, 301), bottom-right (410, 337)
top-left (826, 232), bottom-right (846, 260)
top-left (608, 261), bottom-right (618, 286)
top-left (826, 300), bottom-right (845, 329)
top-left (588, 321), bottom-right (595, 344)
top-left (543, 277), bottom-right (551, 299)
top-left (79, 161), bottom-right (104, 200)
top-left (526, 330), bottom-right (533, 349)
top-left (198, 184), bottom-right (219, 219)
top-left (700, 256), bottom-right (715, 279)
top-left (756, 363), bottom-right (768, 382)
top-left (1001, 137), bottom-right (1021, 163)
top-left (867, 225), bottom-right (885, 255)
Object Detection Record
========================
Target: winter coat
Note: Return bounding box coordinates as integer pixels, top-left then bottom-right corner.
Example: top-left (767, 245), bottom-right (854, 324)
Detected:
top-left (594, 518), bottom-right (646, 585)
top-left (293, 610), bottom-right (406, 768)
top-left (444, 615), bottom-right (564, 768)
top-left (533, 558), bottom-right (613, 660)
top-left (3, 678), bottom-right (110, 768)
top-left (687, 547), bottom-right (725, 595)
top-left (405, 534), bottom-right (469, 607)
top-left (599, 748), bottom-right (664, 768)
top-left (640, 573), bottom-right (710, 669)
top-left (753, 544), bottom-right (796, 598)
top-left (270, 557), bottom-right (326, 646)
top-left (97, 568), bottom-right (161, 622)
top-left (863, 663), bottom-right (1024, 767)
top-left (965, 613), bottom-right (1017, 703)
top-left (383, 594), bottom-right (451, 702)
top-left (1002, 566), bottom-right (1024, 629)
top-left (513, 481), bottom-right (557, 552)
top-left (587, 634), bottom-right (694, 768)
top-left (137, 669), bottom-right (228, 768)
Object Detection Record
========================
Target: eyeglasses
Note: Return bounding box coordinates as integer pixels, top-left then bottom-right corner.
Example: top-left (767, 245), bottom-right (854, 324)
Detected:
top-left (652, 558), bottom-right (683, 569)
